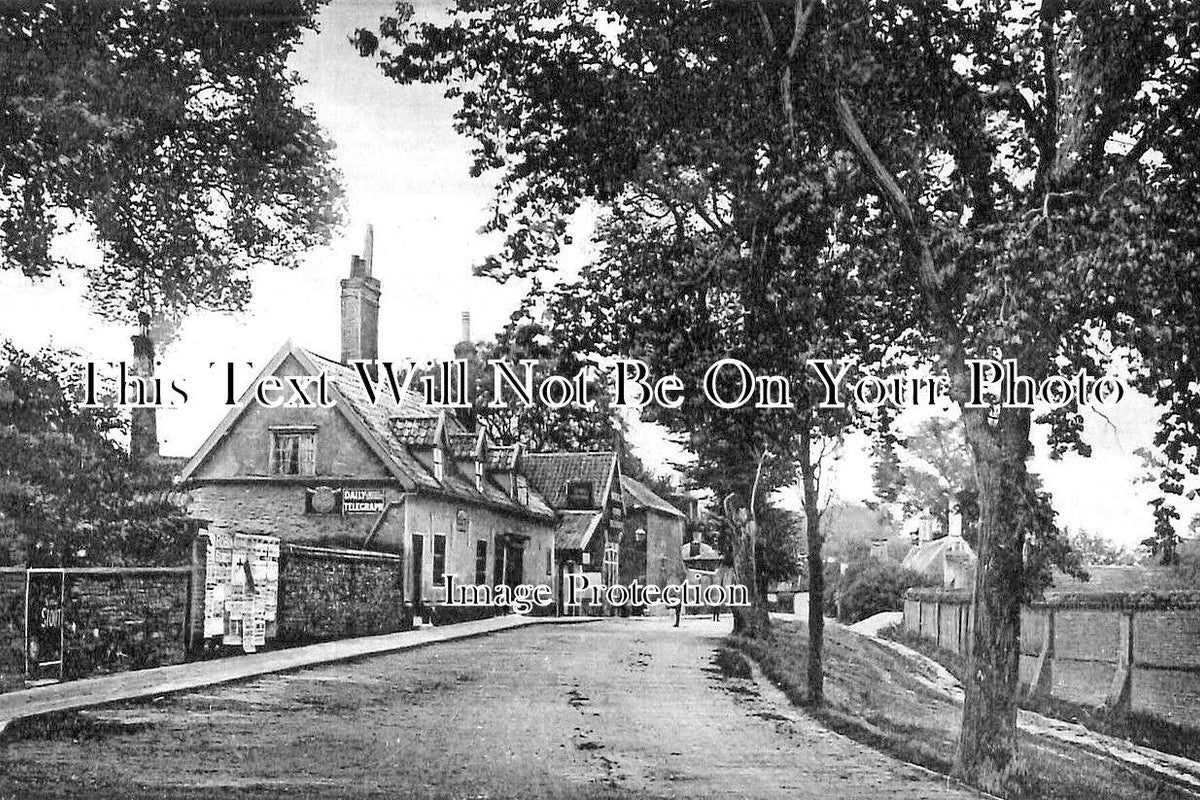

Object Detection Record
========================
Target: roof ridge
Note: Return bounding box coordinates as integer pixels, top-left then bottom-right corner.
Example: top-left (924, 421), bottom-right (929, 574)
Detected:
top-left (299, 348), bottom-right (430, 406)
top-left (299, 347), bottom-right (345, 367)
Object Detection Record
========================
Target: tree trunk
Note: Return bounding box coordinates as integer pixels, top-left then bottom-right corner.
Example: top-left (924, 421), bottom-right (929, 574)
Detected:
top-left (952, 405), bottom-right (1031, 794)
top-left (825, 80), bottom-right (1034, 791)
top-left (129, 316), bottom-right (159, 463)
top-left (804, 506), bottom-right (824, 704)
top-left (727, 492), bottom-right (770, 639)
top-left (797, 424), bottom-right (825, 704)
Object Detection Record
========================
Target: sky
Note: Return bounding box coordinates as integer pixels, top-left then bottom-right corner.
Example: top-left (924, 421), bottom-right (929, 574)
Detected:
top-left (0, 0), bottom-right (1185, 549)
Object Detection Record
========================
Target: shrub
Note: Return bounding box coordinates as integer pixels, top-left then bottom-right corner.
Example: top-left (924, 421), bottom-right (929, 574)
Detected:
top-left (833, 557), bottom-right (935, 623)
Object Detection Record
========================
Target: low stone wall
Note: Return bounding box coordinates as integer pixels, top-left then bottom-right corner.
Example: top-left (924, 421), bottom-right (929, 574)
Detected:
top-left (62, 568), bottom-right (192, 680)
top-left (276, 544), bottom-right (409, 643)
top-left (0, 567), bottom-right (192, 689)
top-left (903, 588), bottom-right (1200, 728)
top-left (0, 568), bottom-right (24, 691)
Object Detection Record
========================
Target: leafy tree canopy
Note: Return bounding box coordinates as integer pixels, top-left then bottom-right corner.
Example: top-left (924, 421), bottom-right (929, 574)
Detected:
top-left (0, 342), bottom-right (197, 566)
top-left (1, 0), bottom-right (345, 325)
top-left (466, 317), bottom-right (617, 452)
top-left (1067, 527), bottom-right (1137, 566)
top-left (357, 1), bottom-right (1200, 786)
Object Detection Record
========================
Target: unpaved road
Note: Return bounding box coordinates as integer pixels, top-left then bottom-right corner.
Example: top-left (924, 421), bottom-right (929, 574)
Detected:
top-left (0, 617), bottom-right (980, 799)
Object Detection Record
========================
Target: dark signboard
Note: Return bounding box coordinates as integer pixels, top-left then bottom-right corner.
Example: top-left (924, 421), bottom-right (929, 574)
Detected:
top-left (26, 570), bottom-right (64, 683)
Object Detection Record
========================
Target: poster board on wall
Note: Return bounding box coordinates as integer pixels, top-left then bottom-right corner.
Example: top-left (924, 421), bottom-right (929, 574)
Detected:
top-left (202, 532), bottom-right (280, 648)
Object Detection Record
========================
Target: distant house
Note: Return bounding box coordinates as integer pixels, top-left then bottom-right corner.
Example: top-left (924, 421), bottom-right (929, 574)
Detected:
top-left (901, 530), bottom-right (976, 589)
top-left (681, 540), bottom-right (730, 605)
top-left (870, 533), bottom-right (916, 563)
top-left (620, 476), bottom-right (686, 589)
top-left (519, 450), bottom-right (625, 608)
top-left (682, 539), bottom-right (724, 576)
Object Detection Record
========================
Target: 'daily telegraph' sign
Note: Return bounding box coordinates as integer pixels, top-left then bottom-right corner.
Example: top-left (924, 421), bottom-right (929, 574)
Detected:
top-left (342, 488), bottom-right (386, 514)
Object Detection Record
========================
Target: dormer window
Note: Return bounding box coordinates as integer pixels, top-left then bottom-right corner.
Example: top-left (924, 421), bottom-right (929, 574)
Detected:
top-left (270, 427), bottom-right (316, 476)
top-left (565, 479), bottom-right (594, 509)
top-left (433, 446), bottom-right (445, 480)
top-left (475, 460), bottom-right (484, 491)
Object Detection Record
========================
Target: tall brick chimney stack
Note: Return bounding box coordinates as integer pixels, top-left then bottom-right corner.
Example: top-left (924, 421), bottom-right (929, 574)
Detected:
top-left (341, 224), bottom-right (381, 377)
top-left (452, 311), bottom-right (478, 430)
top-left (453, 311), bottom-right (476, 361)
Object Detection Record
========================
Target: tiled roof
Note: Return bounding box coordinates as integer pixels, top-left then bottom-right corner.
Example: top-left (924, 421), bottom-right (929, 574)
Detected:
top-left (900, 535), bottom-right (974, 579)
top-left (302, 349), bottom-right (443, 491)
top-left (487, 444), bottom-right (519, 471)
top-left (183, 343), bottom-right (562, 524)
top-left (683, 540), bottom-right (721, 562)
top-left (390, 415), bottom-right (441, 447)
top-left (449, 432), bottom-right (481, 459)
top-left (299, 349), bottom-right (554, 521)
top-left (519, 451), bottom-right (617, 509)
top-left (557, 511), bottom-right (603, 550)
top-left (621, 476), bottom-right (685, 519)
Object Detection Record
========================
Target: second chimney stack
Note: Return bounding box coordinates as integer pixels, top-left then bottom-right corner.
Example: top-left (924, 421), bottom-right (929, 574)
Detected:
top-left (341, 225), bottom-right (381, 376)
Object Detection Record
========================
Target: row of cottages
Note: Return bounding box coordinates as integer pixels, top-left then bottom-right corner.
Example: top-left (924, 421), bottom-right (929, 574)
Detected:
top-left (178, 229), bottom-right (686, 621)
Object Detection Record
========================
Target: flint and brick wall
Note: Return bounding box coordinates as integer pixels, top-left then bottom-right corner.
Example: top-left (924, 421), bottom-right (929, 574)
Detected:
top-left (1, 539), bottom-right (413, 691)
top-left (276, 543), bottom-right (407, 643)
top-left (188, 483), bottom-right (402, 547)
top-left (904, 587), bottom-right (1200, 728)
top-left (61, 568), bottom-right (192, 680)
top-left (0, 567), bottom-right (191, 690)
top-left (0, 568), bottom-right (24, 691)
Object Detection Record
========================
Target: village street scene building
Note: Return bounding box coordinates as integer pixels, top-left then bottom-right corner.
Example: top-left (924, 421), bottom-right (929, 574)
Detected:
top-left (178, 235), bottom-right (687, 627)
top-left (3, 2), bottom-right (1200, 799)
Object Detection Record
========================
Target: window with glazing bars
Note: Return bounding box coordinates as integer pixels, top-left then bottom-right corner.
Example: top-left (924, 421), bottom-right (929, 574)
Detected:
top-left (271, 430), bottom-right (315, 475)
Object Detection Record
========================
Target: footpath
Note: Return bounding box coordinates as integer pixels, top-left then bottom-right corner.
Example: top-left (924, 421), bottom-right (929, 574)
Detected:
top-left (0, 614), bottom-right (596, 734)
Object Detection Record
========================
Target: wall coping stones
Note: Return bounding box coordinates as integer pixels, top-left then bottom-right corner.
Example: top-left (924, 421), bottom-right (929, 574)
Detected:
top-left (1034, 590), bottom-right (1200, 611)
top-left (905, 588), bottom-right (971, 603)
top-left (282, 543), bottom-right (401, 563)
top-left (905, 587), bottom-right (1200, 611)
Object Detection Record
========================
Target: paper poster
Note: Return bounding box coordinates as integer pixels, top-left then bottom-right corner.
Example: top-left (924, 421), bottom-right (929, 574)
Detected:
top-left (204, 532), bottom-right (281, 647)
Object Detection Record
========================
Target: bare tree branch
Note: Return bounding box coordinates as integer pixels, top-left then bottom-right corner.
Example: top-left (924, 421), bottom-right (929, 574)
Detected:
top-left (830, 90), bottom-right (952, 297)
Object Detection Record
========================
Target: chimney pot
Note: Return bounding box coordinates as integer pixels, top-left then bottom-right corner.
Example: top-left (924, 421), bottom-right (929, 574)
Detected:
top-left (362, 224), bottom-right (374, 276)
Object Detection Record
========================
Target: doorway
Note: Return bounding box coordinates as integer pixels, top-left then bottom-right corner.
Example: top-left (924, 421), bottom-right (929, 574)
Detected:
top-left (411, 534), bottom-right (425, 622)
top-left (503, 542), bottom-right (523, 588)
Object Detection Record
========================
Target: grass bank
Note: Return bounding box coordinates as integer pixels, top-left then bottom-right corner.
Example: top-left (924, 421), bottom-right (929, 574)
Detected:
top-left (728, 617), bottom-right (1197, 800)
top-left (884, 623), bottom-right (1200, 765)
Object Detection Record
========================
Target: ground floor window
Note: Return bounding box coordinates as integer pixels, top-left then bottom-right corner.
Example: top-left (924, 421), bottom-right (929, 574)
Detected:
top-left (602, 542), bottom-right (619, 584)
top-left (433, 534), bottom-right (447, 585)
top-left (475, 540), bottom-right (488, 584)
